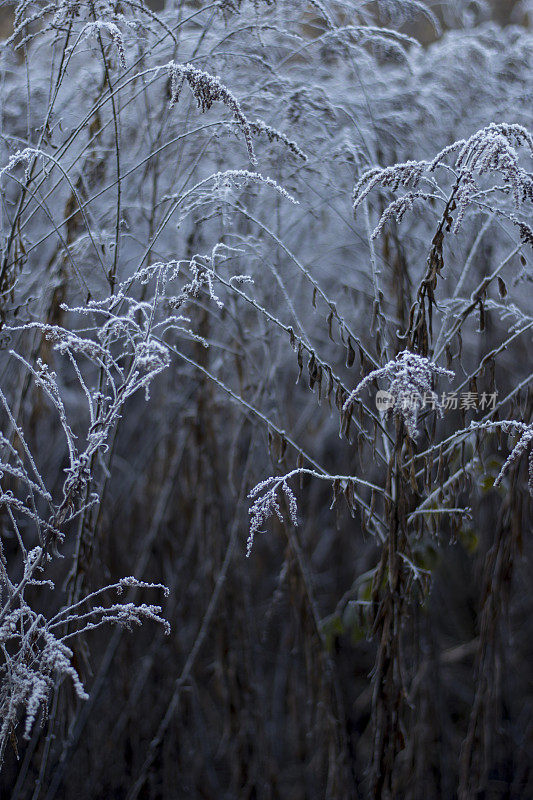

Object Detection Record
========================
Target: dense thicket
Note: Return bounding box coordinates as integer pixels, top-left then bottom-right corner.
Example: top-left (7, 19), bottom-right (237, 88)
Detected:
top-left (0, 0), bottom-right (531, 797)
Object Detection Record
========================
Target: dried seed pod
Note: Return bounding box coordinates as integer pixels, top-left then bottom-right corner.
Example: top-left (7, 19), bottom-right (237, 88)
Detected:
top-left (316, 365), bottom-right (323, 402)
top-left (346, 337), bottom-right (355, 368)
top-left (287, 326), bottom-right (296, 350)
top-left (296, 344), bottom-right (303, 383)
top-left (344, 481), bottom-right (355, 517)
top-left (327, 310), bottom-right (335, 341)
top-left (325, 368), bottom-right (334, 401)
top-left (344, 408), bottom-right (352, 440)
top-left (330, 478), bottom-right (341, 509)
top-left (335, 382), bottom-right (345, 412)
top-left (308, 354), bottom-right (318, 390)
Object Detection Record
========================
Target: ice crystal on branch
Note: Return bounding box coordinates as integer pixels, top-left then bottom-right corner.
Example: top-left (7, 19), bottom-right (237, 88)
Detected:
top-left (247, 476), bottom-right (298, 557)
top-left (211, 170), bottom-right (298, 205)
top-left (249, 119), bottom-right (308, 161)
top-left (343, 351), bottom-right (454, 438)
top-left (81, 21), bottom-right (127, 69)
top-left (353, 160), bottom-right (429, 209)
top-left (355, 123), bottom-right (533, 237)
top-left (0, 583), bottom-right (169, 749)
top-left (493, 423), bottom-right (533, 496)
top-left (167, 62), bottom-right (257, 166)
top-left (0, 148), bottom-right (35, 183)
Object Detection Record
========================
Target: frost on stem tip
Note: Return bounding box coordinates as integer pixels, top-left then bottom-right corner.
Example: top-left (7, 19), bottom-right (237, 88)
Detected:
top-left (249, 119), bottom-right (308, 162)
top-left (493, 423), bottom-right (533, 496)
top-left (343, 350), bottom-right (454, 438)
top-left (246, 477), bottom-right (298, 557)
top-left (167, 61), bottom-right (257, 166)
top-left (354, 122), bottom-right (533, 236)
top-left (81, 21), bottom-right (127, 69)
top-left (0, 585), bottom-right (170, 746)
top-left (0, 148), bottom-right (37, 183)
top-left (83, 19), bottom-right (127, 69)
top-left (212, 170), bottom-right (298, 205)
